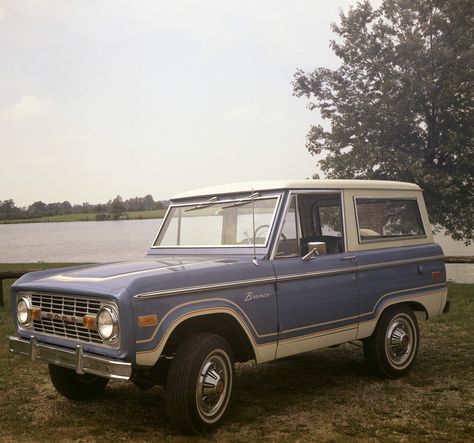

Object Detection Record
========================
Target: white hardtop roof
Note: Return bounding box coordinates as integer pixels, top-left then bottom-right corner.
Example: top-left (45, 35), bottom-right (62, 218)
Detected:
top-left (172, 179), bottom-right (420, 200)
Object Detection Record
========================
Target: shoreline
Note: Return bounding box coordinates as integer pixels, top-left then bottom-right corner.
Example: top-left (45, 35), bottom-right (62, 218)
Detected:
top-left (0, 209), bottom-right (166, 224)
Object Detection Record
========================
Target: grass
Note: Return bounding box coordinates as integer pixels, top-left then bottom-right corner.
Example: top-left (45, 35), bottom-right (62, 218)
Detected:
top-left (0, 266), bottom-right (473, 442)
top-left (0, 209), bottom-right (166, 224)
top-left (0, 263), bottom-right (85, 273)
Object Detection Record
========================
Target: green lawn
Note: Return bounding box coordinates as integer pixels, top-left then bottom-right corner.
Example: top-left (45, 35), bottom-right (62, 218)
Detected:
top-left (0, 267), bottom-right (472, 442)
top-left (0, 209), bottom-right (166, 224)
top-left (0, 263), bottom-right (84, 273)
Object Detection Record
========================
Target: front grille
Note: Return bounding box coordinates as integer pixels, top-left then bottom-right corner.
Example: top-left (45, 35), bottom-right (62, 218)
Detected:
top-left (30, 293), bottom-right (104, 345)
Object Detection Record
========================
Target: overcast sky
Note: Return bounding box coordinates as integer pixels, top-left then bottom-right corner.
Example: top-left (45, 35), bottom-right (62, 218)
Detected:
top-left (0, 0), bottom-right (359, 207)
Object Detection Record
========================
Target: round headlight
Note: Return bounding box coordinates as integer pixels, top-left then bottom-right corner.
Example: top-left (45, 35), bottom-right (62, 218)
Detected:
top-left (97, 306), bottom-right (119, 341)
top-left (17, 296), bottom-right (32, 327)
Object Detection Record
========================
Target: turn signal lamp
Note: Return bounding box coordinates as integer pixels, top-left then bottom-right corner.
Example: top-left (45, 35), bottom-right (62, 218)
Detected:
top-left (83, 314), bottom-right (97, 330)
top-left (31, 308), bottom-right (41, 321)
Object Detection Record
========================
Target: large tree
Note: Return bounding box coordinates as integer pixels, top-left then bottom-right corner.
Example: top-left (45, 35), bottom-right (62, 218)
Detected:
top-left (293, 0), bottom-right (473, 242)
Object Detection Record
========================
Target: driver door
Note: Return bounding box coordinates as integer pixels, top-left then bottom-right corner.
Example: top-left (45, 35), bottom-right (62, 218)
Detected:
top-left (272, 192), bottom-right (359, 359)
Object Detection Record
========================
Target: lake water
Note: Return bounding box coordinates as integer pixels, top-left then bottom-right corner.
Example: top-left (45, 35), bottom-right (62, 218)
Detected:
top-left (0, 220), bottom-right (472, 283)
top-left (0, 219), bottom-right (161, 263)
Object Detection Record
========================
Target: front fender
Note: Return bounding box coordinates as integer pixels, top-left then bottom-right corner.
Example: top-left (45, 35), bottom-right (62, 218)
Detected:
top-left (134, 295), bottom-right (278, 366)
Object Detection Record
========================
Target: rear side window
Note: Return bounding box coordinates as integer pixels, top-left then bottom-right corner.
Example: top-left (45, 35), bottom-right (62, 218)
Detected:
top-left (355, 198), bottom-right (425, 242)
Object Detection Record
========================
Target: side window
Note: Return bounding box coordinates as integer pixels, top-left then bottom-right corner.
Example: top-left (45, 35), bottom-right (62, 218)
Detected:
top-left (299, 193), bottom-right (345, 255)
top-left (317, 204), bottom-right (342, 236)
top-left (355, 198), bottom-right (425, 242)
top-left (275, 196), bottom-right (299, 257)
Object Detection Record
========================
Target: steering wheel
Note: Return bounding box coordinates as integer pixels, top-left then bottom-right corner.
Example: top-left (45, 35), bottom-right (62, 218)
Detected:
top-left (254, 224), bottom-right (270, 239)
top-left (240, 224), bottom-right (270, 244)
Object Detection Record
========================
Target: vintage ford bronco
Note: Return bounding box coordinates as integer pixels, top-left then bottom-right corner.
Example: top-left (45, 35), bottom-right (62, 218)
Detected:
top-left (9, 180), bottom-right (449, 433)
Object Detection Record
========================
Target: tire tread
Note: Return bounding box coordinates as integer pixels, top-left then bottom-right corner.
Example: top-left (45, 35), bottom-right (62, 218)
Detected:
top-left (363, 305), bottom-right (419, 379)
top-left (166, 332), bottom-right (233, 434)
top-left (48, 364), bottom-right (108, 400)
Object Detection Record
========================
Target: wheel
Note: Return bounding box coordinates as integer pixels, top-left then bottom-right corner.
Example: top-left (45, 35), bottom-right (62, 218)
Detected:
top-left (48, 364), bottom-right (109, 400)
top-left (363, 305), bottom-right (419, 379)
top-left (166, 333), bottom-right (234, 434)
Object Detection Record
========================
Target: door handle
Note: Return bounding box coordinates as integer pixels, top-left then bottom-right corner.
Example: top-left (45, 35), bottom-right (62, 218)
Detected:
top-left (341, 255), bottom-right (356, 261)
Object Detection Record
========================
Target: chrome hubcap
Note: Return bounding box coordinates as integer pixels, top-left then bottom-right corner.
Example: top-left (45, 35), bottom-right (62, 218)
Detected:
top-left (385, 315), bottom-right (416, 368)
top-left (196, 353), bottom-right (230, 421)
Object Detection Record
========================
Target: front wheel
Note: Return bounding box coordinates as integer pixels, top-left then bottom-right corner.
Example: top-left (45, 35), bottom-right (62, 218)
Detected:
top-left (48, 364), bottom-right (109, 400)
top-left (363, 305), bottom-right (419, 379)
top-left (166, 333), bottom-right (234, 434)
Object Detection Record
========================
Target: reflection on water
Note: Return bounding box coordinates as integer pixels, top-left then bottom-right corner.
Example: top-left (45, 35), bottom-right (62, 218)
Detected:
top-left (0, 220), bottom-right (472, 283)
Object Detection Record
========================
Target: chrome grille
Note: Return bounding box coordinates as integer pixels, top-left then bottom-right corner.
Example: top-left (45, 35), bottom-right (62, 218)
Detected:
top-left (30, 293), bottom-right (104, 345)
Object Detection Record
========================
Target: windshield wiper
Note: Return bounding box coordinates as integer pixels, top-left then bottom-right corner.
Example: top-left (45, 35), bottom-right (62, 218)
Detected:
top-left (222, 192), bottom-right (260, 209)
top-left (184, 196), bottom-right (218, 212)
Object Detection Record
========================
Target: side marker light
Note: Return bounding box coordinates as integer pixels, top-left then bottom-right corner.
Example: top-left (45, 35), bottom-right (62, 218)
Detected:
top-left (138, 314), bottom-right (158, 328)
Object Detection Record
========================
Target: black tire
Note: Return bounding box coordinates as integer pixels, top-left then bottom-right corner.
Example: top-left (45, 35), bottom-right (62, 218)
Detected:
top-left (166, 333), bottom-right (234, 434)
top-left (363, 305), bottom-right (419, 379)
top-left (48, 364), bottom-right (109, 400)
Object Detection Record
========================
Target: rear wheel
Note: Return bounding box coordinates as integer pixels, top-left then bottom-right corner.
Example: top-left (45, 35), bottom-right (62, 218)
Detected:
top-left (363, 305), bottom-right (419, 379)
top-left (166, 333), bottom-right (234, 434)
top-left (48, 364), bottom-right (109, 400)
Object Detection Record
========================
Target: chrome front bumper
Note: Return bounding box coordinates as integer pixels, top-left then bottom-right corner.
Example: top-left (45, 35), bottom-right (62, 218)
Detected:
top-left (8, 335), bottom-right (132, 380)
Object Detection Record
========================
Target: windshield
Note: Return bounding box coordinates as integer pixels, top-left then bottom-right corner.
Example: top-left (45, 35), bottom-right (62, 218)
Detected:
top-left (153, 196), bottom-right (279, 248)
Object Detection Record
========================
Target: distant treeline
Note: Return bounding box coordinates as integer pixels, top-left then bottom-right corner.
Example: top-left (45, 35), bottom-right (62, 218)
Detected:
top-left (0, 195), bottom-right (170, 221)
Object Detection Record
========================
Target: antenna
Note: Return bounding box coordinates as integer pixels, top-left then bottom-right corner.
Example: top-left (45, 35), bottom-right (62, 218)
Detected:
top-left (251, 188), bottom-right (259, 266)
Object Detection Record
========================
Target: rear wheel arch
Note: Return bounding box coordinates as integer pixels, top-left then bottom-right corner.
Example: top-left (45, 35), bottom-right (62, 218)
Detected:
top-left (404, 301), bottom-right (429, 319)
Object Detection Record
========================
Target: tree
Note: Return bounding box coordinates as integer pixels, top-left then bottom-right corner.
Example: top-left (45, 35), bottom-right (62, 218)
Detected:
top-left (0, 199), bottom-right (22, 219)
top-left (110, 195), bottom-right (125, 220)
top-left (142, 194), bottom-right (156, 211)
top-left (28, 201), bottom-right (48, 217)
top-left (293, 0), bottom-right (474, 242)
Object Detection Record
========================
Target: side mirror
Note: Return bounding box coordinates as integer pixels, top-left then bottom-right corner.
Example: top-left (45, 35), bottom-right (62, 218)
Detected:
top-left (302, 241), bottom-right (327, 261)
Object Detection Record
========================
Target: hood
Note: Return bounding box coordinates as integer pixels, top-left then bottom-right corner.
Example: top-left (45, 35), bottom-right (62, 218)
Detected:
top-left (13, 256), bottom-right (270, 299)
top-left (45, 257), bottom-right (222, 282)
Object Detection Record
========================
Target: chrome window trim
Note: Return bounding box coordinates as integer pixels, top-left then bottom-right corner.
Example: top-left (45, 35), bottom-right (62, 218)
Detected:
top-left (17, 291), bottom-right (121, 351)
top-left (353, 196), bottom-right (427, 244)
top-left (341, 190), bottom-right (348, 252)
top-left (150, 194), bottom-right (282, 250)
top-left (295, 193), bottom-right (302, 256)
top-left (270, 192), bottom-right (300, 260)
top-left (151, 203), bottom-right (172, 246)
